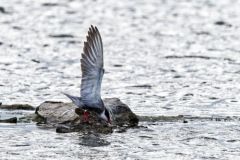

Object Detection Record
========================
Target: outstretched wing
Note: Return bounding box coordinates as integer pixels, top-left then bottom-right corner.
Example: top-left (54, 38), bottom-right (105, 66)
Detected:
top-left (80, 25), bottom-right (104, 108)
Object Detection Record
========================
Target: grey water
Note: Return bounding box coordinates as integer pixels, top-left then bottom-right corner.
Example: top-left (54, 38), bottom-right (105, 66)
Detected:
top-left (0, 0), bottom-right (240, 159)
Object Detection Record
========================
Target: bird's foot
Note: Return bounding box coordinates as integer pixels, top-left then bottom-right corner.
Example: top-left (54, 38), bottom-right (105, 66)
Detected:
top-left (83, 110), bottom-right (90, 123)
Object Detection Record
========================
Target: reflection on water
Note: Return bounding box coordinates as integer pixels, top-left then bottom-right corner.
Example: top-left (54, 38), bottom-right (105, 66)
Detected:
top-left (78, 133), bottom-right (111, 147)
top-left (1, 0), bottom-right (240, 159)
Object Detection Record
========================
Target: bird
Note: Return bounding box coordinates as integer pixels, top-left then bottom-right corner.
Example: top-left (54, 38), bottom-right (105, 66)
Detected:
top-left (63, 25), bottom-right (111, 124)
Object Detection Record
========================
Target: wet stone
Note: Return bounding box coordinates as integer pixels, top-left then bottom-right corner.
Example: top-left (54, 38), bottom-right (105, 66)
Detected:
top-left (0, 117), bottom-right (17, 123)
top-left (0, 104), bottom-right (35, 110)
top-left (35, 98), bottom-right (139, 133)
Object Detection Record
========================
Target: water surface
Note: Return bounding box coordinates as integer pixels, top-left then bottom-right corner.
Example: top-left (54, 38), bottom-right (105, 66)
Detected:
top-left (0, 0), bottom-right (240, 159)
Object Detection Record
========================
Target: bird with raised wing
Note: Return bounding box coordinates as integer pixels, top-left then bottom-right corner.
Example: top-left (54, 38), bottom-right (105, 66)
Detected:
top-left (63, 25), bottom-right (111, 124)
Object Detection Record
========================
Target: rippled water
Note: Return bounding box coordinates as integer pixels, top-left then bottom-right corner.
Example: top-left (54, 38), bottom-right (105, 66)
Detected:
top-left (1, 0), bottom-right (240, 159)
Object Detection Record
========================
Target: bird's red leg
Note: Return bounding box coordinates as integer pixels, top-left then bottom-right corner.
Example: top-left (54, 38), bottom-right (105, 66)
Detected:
top-left (83, 110), bottom-right (89, 123)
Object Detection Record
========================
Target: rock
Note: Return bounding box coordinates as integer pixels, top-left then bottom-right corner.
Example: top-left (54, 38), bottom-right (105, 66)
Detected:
top-left (105, 98), bottom-right (139, 126)
top-left (35, 101), bottom-right (78, 124)
top-left (0, 104), bottom-right (35, 123)
top-left (0, 117), bottom-right (17, 123)
top-left (18, 113), bottom-right (42, 123)
top-left (35, 98), bottom-right (139, 133)
top-left (0, 104), bottom-right (35, 110)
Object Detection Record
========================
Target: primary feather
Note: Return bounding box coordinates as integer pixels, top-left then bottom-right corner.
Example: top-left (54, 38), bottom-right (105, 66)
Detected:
top-left (80, 25), bottom-right (104, 111)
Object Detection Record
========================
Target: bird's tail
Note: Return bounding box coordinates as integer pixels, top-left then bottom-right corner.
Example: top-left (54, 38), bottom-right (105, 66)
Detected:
top-left (62, 92), bottom-right (84, 108)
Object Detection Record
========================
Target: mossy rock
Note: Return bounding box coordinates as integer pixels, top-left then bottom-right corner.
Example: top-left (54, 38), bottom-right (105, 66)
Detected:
top-left (35, 98), bottom-right (139, 133)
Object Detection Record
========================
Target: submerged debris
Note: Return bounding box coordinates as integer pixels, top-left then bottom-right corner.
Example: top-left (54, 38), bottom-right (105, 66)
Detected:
top-left (138, 115), bottom-right (240, 123)
top-left (138, 115), bottom-right (184, 122)
top-left (0, 104), bottom-right (35, 110)
top-left (78, 134), bottom-right (111, 147)
top-left (0, 117), bottom-right (17, 123)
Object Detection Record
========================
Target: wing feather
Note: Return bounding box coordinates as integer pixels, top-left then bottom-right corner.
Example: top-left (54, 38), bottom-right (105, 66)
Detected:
top-left (80, 25), bottom-right (104, 109)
